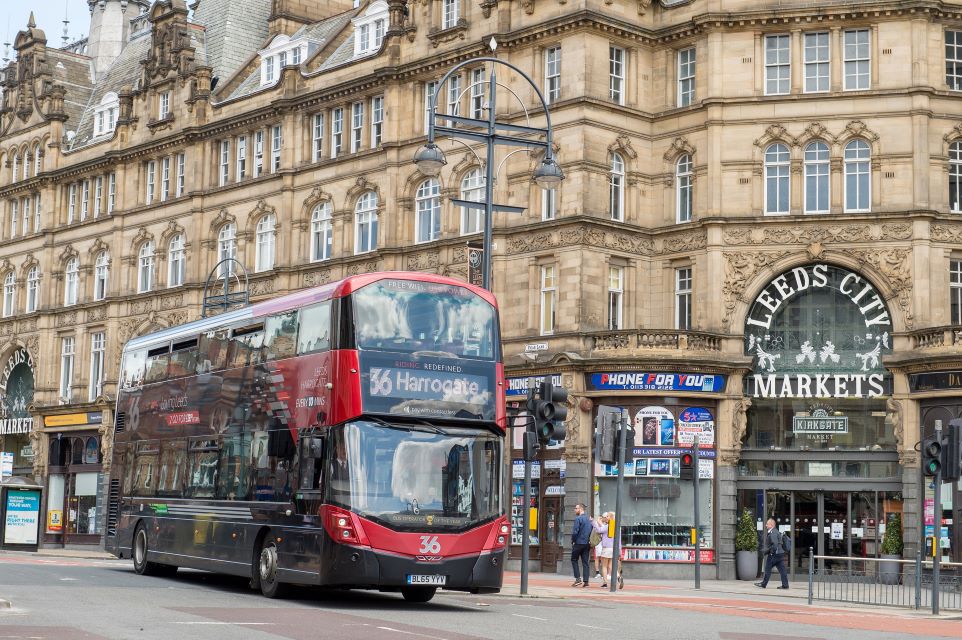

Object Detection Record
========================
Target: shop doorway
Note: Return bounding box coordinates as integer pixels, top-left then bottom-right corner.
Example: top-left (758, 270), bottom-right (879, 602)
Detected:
top-left (46, 434), bottom-right (103, 545)
top-left (740, 488), bottom-right (901, 579)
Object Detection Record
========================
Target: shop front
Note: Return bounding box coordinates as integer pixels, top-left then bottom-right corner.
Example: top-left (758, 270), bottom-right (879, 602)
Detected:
top-left (736, 263), bottom-right (902, 578)
top-left (588, 371), bottom-right (726, 577)
top-left (42, 412), bottom-right (106, 546)
top-left (505, 374), bottom-right (567, 572)
top-left (0, 347), bottom-right (37, 480)
top-left (906, 377), bottom-right (962, 563)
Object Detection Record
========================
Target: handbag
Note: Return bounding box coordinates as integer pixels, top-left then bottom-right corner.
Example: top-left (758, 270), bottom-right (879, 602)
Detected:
top-left (589, 530), bottom-right (602, 548)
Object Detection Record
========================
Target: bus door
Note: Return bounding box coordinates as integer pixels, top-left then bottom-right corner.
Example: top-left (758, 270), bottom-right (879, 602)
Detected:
top-left (294, 432), bottom-right (324, 517)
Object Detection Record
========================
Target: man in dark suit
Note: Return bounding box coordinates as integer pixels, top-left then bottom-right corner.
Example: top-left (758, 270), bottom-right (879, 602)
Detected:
top-left (756, 517), bottom-right (789, 589)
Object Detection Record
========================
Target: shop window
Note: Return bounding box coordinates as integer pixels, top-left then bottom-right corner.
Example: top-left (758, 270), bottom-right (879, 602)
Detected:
top-left (49, 437), bottom-right (68, 467)
top-left (83, 437), bottom-right (101, 464)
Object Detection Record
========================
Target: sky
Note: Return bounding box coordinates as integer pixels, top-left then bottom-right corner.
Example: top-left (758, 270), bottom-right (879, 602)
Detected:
top-left (3, 0), bottom-right (100, 55)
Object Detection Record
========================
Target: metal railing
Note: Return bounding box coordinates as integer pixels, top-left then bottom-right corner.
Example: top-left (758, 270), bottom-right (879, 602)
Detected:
top-left (807, 549), bottom-right (962, 611)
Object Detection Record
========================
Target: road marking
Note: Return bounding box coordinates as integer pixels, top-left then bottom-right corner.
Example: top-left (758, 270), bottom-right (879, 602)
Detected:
top-left (59, 578), bottom-right (77, 581)
top-left (576, 623), bottom-right (613, 631)
top-left (375, 625), bottom-right (449, 640)
top-left (171, 622), bottom-right (274, 625)
top-left (511, 614), bottom-right (548, 621)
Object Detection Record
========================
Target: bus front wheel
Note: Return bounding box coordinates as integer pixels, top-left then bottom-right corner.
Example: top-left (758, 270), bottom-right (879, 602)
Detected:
top-left (133, 523), bottom-right (175, 576)
top-left (401, 587), bottom-right (436, 603)
top-left (257, 537), bottom-right (289, 598)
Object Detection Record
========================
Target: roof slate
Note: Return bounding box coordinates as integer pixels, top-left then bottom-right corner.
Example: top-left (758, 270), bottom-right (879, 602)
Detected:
top-left (191, 0), bottom-right (272, 85)
top-left (222, 11), bottom-right (357, 102)
top-left (46, 49), bottom-right (95, 133)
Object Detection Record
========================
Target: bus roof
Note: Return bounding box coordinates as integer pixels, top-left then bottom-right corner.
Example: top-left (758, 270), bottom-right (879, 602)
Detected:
top-left (122, 271), bottom-right (497, 353)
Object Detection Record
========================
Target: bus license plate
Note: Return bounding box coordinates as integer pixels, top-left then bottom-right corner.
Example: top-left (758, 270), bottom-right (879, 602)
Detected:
top-left (407, 574), bottom-right (446, 586)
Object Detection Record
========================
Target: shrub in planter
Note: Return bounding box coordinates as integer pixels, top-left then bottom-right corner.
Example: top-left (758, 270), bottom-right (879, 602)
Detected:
top-left (878, 512), bottom-right (903, 585)
top-left (735, 508), bottom-right (759, 580)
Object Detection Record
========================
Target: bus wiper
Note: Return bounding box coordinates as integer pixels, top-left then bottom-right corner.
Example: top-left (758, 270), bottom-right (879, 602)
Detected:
top-left (366, 415), bottom-right (450, 436)
top-left (412, 350), bottom-right (459, 359)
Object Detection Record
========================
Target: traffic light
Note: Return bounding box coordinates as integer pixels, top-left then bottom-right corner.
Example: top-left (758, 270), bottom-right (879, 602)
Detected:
top-left (532, 381), bottom-right (568, 445)
top-left (946, 420), bottom-right (962, 481)
top-left (680, 451), bottom-right (694, 480)
top-left (596, 410), bottom-right (617, 464)
top-left (922, 433), bottom-right (944, 477)
top-left (522, 429), bottom-right (540, 462)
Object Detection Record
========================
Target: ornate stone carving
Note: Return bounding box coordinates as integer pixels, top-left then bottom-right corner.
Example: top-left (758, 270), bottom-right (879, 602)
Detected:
top-left (209, 207), bottom-right (235, 235)
top-left (86, 306), bottom-right (108, 323)
top-left (304, 270), bottom-right (331, 286)
top-left (17, 317), bottom-right (38, 333)
top-left (131, 227), bottom-right (153, 250)
top-left (163, 310), bottom-right (188, 327)
top-left (753, 124), bottom-right (797, 148)
top-left (25, 335), bottom-right (39, 356)
top-left (660, 231), bottom-right (706, 254)
top-left (608, 135), bottom-right (637, 160)
top-left (159, 293), bottom-right (183, 310)
top-left (932, 224), bottom-right (962, 243)
top-left (56, 311), bottom-right (78, 328)
top-left (407, 252), bottom-right (440, 271)
top-left (129, 297), bottom-right (154, 316)
top-left (249, 278), bottom-right (276, 297)
top-left (721, 397), bottom-right (752, 465)
top-left (841, 119), bottom-right (880, 143)
top-left (887, 397), bottom-right (905, 462)
top-left (847, 248), bottom-right (914, 329)
top-left (723, 223), bottom-right (912, 246)
top-left (663, 136), bottom-right (695, 162)
top-left (507, 224), bottom-right (653, 256)
top-left (721, 251), bottom-right (791, 331)
top-left (347, 261), bottom-right (380, 276)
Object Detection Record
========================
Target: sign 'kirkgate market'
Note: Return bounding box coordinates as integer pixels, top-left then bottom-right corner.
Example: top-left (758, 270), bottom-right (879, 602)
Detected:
top-left (0, 348), bottom-right (35, 437)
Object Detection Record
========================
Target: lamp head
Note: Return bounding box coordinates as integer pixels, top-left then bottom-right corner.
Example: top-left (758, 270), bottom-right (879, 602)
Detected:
top-left (414, 142), bottom-right (447, 176)
top-left (533, 157), bottom-right (564, 189)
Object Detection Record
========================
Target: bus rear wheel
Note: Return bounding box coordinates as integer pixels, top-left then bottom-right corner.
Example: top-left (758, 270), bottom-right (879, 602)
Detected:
top-left (257, 537), bottom-right (289, 598)
top-left (401, 587), bottom-right (436, 603)
top-left (133, 523), bottom-right (175, 576)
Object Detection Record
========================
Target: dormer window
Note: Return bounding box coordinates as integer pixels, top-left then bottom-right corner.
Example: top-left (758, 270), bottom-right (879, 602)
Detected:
top-left (353, 1), bottom-right (388, 58)
top-left (94, 92), bottom-right (119, 137)
top-left (259, 34), bottom-right (309, 87)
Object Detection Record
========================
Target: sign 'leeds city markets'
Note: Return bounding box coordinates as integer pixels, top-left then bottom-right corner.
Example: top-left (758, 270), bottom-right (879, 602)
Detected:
top-left (744, 264), bottom-right (893, 400)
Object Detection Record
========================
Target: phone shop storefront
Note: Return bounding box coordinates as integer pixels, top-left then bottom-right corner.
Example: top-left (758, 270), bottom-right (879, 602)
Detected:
top-left (735, 264), bottom-right (903, 578)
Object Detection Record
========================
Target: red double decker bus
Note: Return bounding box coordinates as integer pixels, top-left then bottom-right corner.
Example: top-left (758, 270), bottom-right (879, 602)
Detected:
top-left (105, 272), bottom-right (508, 602)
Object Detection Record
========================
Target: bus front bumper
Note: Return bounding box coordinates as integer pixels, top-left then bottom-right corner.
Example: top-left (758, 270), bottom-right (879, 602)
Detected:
top-left (321, 544), bottom-right (505, 594)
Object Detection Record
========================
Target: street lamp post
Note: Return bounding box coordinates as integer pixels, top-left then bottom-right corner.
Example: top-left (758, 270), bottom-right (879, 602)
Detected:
top-left (415, 49), bottom-right (564, 291)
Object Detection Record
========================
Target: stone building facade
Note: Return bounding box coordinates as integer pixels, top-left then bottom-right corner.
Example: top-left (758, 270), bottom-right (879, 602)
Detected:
top-left (0, 0), bottom-right (961, 577)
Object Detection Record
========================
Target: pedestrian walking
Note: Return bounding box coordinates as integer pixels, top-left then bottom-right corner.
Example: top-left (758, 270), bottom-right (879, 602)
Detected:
top-left (570, 503), bottom-right (592, 587)
top-left (594, 512), bottom-right (624, 589)
top-left (755, 517), bottom-right (790, 589)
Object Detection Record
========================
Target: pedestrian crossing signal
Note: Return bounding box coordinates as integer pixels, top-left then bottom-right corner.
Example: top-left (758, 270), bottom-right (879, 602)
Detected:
top-left (680, 452), bottom-right (694, 480)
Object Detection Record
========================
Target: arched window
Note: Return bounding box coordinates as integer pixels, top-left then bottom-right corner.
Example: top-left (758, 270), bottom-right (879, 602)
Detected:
top-left (609, 153), bottom-right (625, 221)
top-left (764, 143), bottom-right (790, 215)
top-left (21, 148), bottom-right (30, 180)
top-left (217, 223), bottom-right (237, 278)
top-left (138, 242), bottom-right (154, 293)
top-left (168, 234), bottom-right (185, 286)
top-left (844, 139), bottom-right (870, 212)
top-left (64, 258), bottom-right (80, 305)
top-left (459, 169), bottom-right (485, 235)
top-left (94, 251), bottom-right (109, 301)
top-left (804, 141), bottom-right (830, 214)
top-left (354, 192), bottom-right (378, 254)
top-left (11, 151), bottom-right (19, 182)
top-left (25, 266), bottom-right (39, 313)
top-left (310, 202), bottom-right (333, 262)
top-left (255, 214), bottom-right (276, 272)
top-left (2, 272), bottom-right (16, 317)
top-left (415, 178), bottom-right (441, 243)
top-left (33, 143), bottom-right (41, 175)
top-left (675, 154), bottom-right (692, 223)
top-left (951, 141), bottom-right (962, 214)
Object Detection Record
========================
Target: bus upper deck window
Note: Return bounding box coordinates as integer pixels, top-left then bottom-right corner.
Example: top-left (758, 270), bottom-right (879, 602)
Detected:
top-left (196, 331), bottom-right (229, 374)
top-left (297, 302), bottom-right (331, 355)
top-left (122, 349), bottom-right (147, 388)
top-left (144, 346), bottom-right (171, 384)
top-left (169, 338), bottom-right (199, 378)
top-left (265, 311), bottom-right (298, 360)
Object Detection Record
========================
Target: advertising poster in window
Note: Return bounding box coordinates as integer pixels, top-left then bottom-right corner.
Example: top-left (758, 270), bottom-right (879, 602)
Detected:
top-left (3, 489), bottom-right (40, 545)
top-left (677, 407), bottom-right (715, 447)
top-left (634, 406), bottom-right (674, 446)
